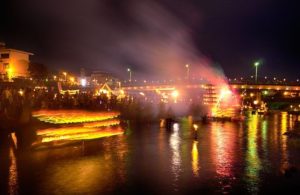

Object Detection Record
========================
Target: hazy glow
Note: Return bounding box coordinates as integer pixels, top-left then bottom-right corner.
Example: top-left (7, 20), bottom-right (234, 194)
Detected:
top-left (219, 87), bottom-right (232, 100)
top-left (173, 123), bottom-right (179, 131)
top-left (7, 67), bottom-right (13, 80)
top-left (171, 90), bottom-right (179, 98)
top-left (81, 78), bottom-right (87, 87)
top-left (193, 124), bottom-right (198, 130)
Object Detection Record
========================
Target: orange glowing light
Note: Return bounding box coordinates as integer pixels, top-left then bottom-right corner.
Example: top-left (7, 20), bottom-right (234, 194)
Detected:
top-left (32, 110), bottom-right (124, 146)
top-left (34, 126), bottom-right (124, 144)
top-left (171, 90), bottom-right (179, 98)
top-left (33, 110), bottom-right (120, 124)
top-left (193, 124), bottom-right (199, 131)
top-left (83, 119), bottom-right (120, 128)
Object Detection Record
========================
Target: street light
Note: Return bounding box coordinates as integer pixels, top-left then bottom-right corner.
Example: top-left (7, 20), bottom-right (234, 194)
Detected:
top-left (127, 68), bottom-right (132, 82)
top-left (185, 64), bottom-right (190, 80)
top-left (254, 61), bottom-right (260, 83)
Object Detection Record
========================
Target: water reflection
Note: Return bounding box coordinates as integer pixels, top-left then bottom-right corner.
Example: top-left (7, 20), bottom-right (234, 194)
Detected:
top-left (2, 112), bottom-right (300, 194)
top-left (8, 147), bottom-right (18, 195)
top-left (191, 141), bottom-right (199, 177)
top-left (169, 123), bottom-right (181, 190)
top-left (211, 123), bottom-right (235, 178)
top-left (280, 112), bottom-right (289, 173)
top-left (245, 113), bottom-right (261, 194)
top-left (261, 119), bottom-right (267, 152)
top-left (31, 135), bottom-right (128, 194)
top-left (102, 135), bottom-right (128, 183)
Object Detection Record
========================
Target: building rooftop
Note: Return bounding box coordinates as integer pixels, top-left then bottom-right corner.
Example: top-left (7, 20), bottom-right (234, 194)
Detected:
top-left (0, 42), bottom-right (33, 55)
top-left (0, 48), bottom-right (34, 56)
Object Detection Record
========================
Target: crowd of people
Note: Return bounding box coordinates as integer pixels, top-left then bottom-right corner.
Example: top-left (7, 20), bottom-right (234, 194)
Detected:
top-left (32, 88), bottom-right (121, 110)
top-left (0, 86), bottom-right (35, 148)
top-left (0, 85), bottom-right (154, 125)
top-left (0, 85), bottom-right (138, 148)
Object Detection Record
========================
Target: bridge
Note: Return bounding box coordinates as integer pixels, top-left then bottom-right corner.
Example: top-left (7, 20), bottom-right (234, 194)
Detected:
top-left (121, 82), bottom-right (300, 92)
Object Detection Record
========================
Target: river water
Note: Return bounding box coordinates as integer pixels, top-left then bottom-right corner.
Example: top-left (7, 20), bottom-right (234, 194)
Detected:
top-left (1, 112), bottom-right (300, 194)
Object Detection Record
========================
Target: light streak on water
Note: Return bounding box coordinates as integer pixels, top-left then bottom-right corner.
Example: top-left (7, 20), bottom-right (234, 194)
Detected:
top-left (169, 125), bottom-right (181, 191)
top-left (191, 141), bottom-right (199, 177)
top-left (210, 123), bottom-right (235, 178)
top-left (8, 147), bottom-right (18, 195)
top-left (245, 113), bottom-right (261, 194)
top-left (280, 112), bottom-right (289, 172)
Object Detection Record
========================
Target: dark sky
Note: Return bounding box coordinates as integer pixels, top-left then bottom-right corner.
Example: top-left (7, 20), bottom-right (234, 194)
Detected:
top-left (1, 0), bottom-right (300, 79)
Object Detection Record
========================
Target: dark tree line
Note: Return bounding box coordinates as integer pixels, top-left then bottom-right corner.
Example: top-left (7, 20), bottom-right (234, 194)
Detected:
top-left (28, 62), bottom-right (48, 80)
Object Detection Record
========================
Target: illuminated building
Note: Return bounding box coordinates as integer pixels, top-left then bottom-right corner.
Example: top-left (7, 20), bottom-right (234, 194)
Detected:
top-left (0, 42), bottom-right (33, 80)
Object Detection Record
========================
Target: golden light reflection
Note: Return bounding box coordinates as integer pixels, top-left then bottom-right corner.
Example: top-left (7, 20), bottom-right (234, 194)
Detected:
top-left (261, 120), bottom-right (268, 154)
top-left (33, 110), bottom-right (120, 124)
top-left (289, 114), bottom-right (294, 130)
top-left (83, 119), bottom-right (120, 128)
top-left (101, 135), bottom-right (129, 183)
top-left (245, 113), bottom-right (261, 194)
top-left (34, 126), bottom-right (124, 144)
top-left (8, 147), bottom-right (18, 195)
top-left (280, 112), bottom-right (289, 173)
top-left (32, 110), bottom-right (124, 146)
top-left (191, 141), bottom-right (199, 177)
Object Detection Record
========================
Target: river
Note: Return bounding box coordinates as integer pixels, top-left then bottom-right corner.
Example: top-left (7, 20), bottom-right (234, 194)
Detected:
top-left (1, 112), bottom-right (300, 194)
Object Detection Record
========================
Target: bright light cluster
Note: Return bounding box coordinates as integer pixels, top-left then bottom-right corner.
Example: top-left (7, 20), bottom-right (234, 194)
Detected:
top-left (33, 110), bottom-right (120, 124)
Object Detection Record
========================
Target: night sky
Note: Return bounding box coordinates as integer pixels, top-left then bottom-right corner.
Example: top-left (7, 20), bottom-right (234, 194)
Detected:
top-left (1, 0), bottom-right (300, 79)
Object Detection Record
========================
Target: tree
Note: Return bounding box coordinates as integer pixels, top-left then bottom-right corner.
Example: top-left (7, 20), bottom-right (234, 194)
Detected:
top-left (28, 62), bottom-right (48, 80)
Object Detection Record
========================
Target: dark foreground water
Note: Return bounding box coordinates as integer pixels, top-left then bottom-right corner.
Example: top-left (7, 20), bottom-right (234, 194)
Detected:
top-left (1, 112), bottom-right (300, 194)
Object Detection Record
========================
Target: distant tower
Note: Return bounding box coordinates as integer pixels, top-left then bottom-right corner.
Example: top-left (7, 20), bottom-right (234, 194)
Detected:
top-left (80, 68), bottom-right (86, 77)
